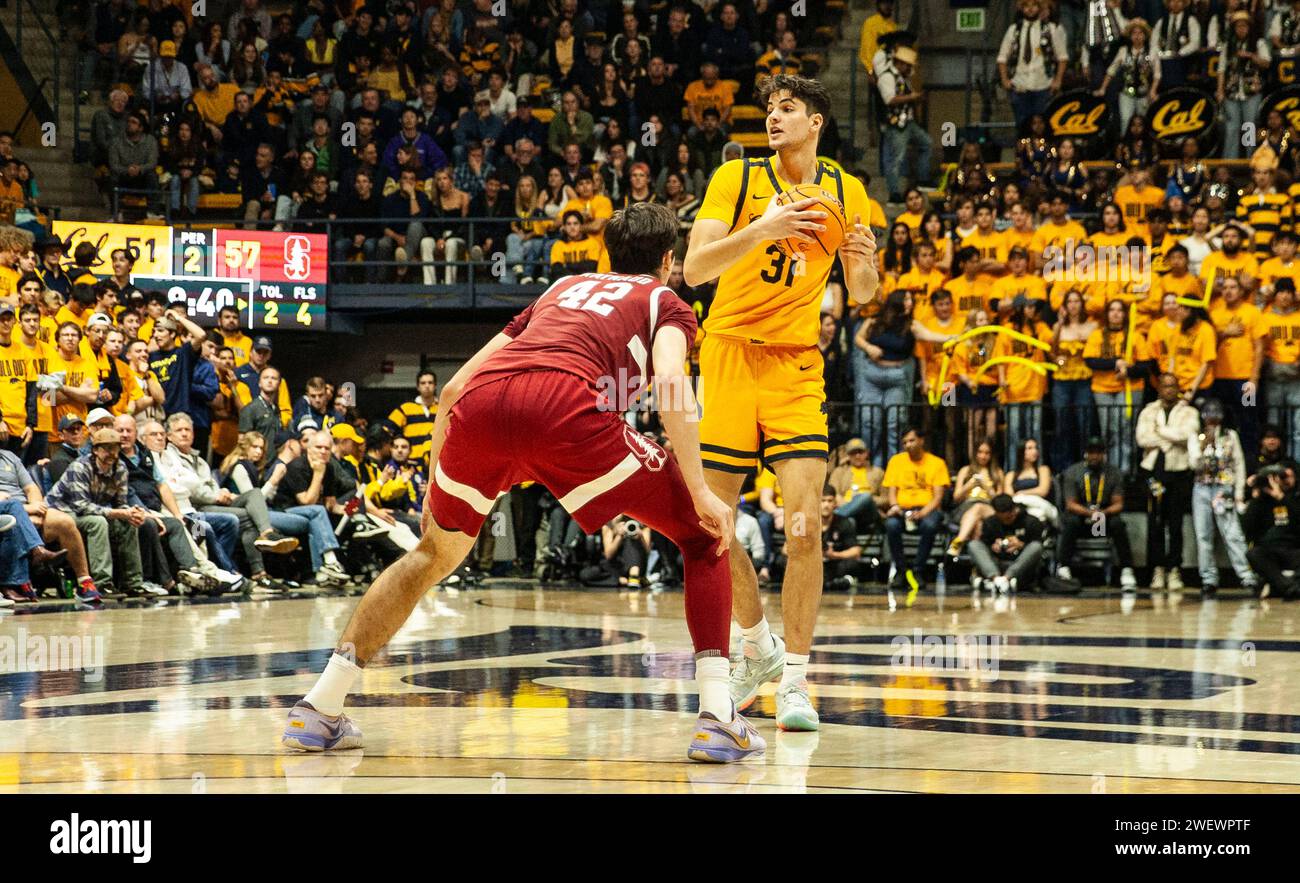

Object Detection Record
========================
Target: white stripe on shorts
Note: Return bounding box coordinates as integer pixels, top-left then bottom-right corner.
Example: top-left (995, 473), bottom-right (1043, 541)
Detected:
top-left (557, 453), bottom-right (641, 513)
top-left (435, 461), bottom-right (507, 515)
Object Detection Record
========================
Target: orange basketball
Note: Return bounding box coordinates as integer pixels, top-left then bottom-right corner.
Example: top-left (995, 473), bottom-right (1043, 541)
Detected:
top-left (773, 184), bottom-right (847, 261)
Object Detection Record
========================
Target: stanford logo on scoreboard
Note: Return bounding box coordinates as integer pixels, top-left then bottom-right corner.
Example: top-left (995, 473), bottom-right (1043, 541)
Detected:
top-left (284, 235), bottom-right (312, 280)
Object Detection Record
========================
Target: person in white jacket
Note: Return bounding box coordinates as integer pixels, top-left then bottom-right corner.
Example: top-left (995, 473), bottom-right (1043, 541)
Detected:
top-left (1135, 373), bottom-right (1201, 590)
top-left (1187, 398), bottom-right (1259, 597)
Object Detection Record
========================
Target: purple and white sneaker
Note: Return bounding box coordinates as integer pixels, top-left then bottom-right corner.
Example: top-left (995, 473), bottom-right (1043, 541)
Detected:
top-left (282, 700), bottom-right (364, 752)
top-left (687, 708), bottom-right (766, 763)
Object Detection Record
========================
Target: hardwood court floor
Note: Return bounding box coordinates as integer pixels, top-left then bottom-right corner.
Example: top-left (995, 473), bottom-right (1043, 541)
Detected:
top-left (2, 583), bottom-right (1299, 794)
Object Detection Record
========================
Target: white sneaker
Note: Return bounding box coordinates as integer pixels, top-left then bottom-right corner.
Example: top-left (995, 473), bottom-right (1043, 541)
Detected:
top-left (1120, 567), bottom-right (1138, 590)
top-left (993, 576), bottom-right (1010, 595)
top-left (1150, 566), bottom-right (1166, 590)
top-left (1166, 569), bottom-right (1184, 590)
top-left (1008, 577), bottom-right (1018, 594)
top-left (0, 595), bottom-right (13, 608)
top-left (970, 575), bottom-right (983, 592)
top-left (775, 680), bottom-right (819, 732)
top-left (1057, 566), bottom-right (1073, 582)
top-left (729, 633), bottom-right (786, 711)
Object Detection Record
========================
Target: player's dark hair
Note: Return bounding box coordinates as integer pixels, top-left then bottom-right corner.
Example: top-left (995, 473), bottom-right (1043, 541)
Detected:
top-left (18, 303), bottom-right (38, 319)
top-left (605, 202), bottom-right (678, 276)
top-left (758, 74), bottom-right (831, 134)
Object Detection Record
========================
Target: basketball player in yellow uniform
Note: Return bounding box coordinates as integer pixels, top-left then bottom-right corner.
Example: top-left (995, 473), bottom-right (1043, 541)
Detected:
top-left (684, 75), bottom-right (878, 731)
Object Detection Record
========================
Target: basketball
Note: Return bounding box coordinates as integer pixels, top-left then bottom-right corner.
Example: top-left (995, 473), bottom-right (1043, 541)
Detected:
top-left (773, 184), bottom-right (847, 261)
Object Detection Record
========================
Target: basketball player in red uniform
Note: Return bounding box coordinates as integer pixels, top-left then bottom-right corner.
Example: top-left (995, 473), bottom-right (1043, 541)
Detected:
top-left (283, 203), bottom-right (765, 763)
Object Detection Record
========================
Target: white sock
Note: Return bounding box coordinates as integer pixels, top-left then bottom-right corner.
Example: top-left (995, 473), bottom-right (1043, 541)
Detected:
top-left (741, 618), bottom-right (774, 660)
top-left (695, 653), bottom-right (731, 721)
top-left (781, 652), bottom-right (809, 689)
top-left (304, 652), bottom-right (362, 717)
top-left (323, 550), bottom-right (340, 567)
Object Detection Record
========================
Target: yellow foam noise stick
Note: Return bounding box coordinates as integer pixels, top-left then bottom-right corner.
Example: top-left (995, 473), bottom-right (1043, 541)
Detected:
top-left (973, 356), bottom-right (1060, 380)
top-left (940, 324), bottom-right (1053, 355)
top-left (1124, 299), bottom-right (1137, 418)
top-left (928, 352), bottom-right (952, 406)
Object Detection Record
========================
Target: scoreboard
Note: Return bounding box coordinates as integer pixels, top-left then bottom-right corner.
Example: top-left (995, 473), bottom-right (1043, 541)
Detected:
top-left (52, 222), bottom-right (328, 331)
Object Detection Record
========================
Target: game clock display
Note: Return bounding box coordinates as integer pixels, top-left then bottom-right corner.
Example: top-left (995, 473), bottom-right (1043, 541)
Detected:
top-left (52, 222), bottom-right (328, 331)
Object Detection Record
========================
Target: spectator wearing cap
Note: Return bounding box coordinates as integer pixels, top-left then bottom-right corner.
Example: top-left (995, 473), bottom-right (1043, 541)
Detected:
top-left (499, 100), bottom-right (549, 165)
top-left (385, 107), bottom-right (450, 180)
top-left (455, 93), bottom-right (506, 168)
top-left (1058, 436), bottom-right (1138, 589)
top-left (148, 307), bottom-right (218, 428)
top-left (876, 45), bottom-right (932, 203)
top-left (1136, 372), bottom-right (1199, 590)
top-left (235, 337), bottom-right (291, 426)
top-left (1187, 398), bottom-right (1258, 597)
top-left (158, 411), bottom-right (299, 591)
top-left (817, 484), bottom-right (863, 591)
top-left (45, 427), bottom-right (149, 597)
top-left (0, 299), bottom-right (36, 457)
top-left (968, 494), bottom-right (1045, 594)
top-left (142, 39), bottom-right (193, 117)
top-left (82, 312), bottom-right (122, 410)
top-left (107, 112), bottom-right (162, 219)
top-left (330, 421), bottom-right (419, 552)
top-left (828, 438), bottom-right (885, 532)
top-left (34, 234), bottom-right (72, 298)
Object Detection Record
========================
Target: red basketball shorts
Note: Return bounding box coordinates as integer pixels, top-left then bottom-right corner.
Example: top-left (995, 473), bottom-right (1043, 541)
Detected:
top-left (426, 369), bottom-right (686, 536)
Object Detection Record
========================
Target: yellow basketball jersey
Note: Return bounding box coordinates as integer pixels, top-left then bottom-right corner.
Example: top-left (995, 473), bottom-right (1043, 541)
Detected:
top-left (696, 157), bottom-right (869, 348)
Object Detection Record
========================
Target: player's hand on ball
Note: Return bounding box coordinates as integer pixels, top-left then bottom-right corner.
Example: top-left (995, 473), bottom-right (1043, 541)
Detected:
top-left (694, 489), bottom-right (735, 557)
top-left (840, 216), bottom-right (876, 264)
top-left (758, 196), bottom-right (826, 244)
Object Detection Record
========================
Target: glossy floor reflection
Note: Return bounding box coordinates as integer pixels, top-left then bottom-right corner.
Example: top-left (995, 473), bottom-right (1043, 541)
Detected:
top-left (2, 583), bottom-right (1299, 793)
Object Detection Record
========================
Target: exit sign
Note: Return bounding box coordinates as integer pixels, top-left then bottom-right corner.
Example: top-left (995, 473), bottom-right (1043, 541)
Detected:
top-left (957, 8), bottom-right (985, 31)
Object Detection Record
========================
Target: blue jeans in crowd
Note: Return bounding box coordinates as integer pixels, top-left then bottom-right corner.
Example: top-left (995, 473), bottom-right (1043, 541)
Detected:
top-left (854, 356), bottom-right (912, 467)
top-left (267, 505), bottom-right (339, 571)
top-left (884, 508), bottom-right (944, 581)
top-left (195, 511), bottom-right (241, 573)
top-left (834, 492), bottom-right (877, 533)
top-left (1266, 378), bottom-right (1300, 460)
top-left (1093, 391), bottom-right (1132, 473)
top-left (0, 498), bottom-right (43, 586)
top-left (1223, 94), bottom-right (1263, 159)
top-left (1051, 379), bottom-right (1094, 473)
top-left (334, 236), bottom-right (380, 282)
top-left (880, 120), bottom-right (933, 197)
top-left (505, 233), bottom-right (548, 282)
top-left (1009, 88), bottom-right (1051, 135)
top-left (170, 174), bottom-right (199, 214)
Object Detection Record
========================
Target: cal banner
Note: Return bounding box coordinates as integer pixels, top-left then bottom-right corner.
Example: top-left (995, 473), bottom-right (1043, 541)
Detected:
top-left (211, 229), bottom-right (327, 331)
top-left (1046, 89), bottom-right (1112, 159)
top-left (51, 220), bottom-right (173, 276)
top-left (129, 275), bottom-right (256, 328)
top-left (1146, 86), bottom-right (1217, 157)
top-left (1262, 84), bottom-right (1300, 134)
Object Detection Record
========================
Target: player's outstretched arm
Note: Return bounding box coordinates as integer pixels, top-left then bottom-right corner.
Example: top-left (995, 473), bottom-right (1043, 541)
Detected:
top-left (651, 326), bottom-right (733, 555)
top-left (839, 214), bottom-right (880, 306)
top-left (682, 197), bottom-right (827, 287)
top-left (425, 332), bottom-right (514, 476)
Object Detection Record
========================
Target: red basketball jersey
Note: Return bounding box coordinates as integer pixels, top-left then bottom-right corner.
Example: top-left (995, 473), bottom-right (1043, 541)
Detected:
top-left (466, 272), bottom-right (698, 402)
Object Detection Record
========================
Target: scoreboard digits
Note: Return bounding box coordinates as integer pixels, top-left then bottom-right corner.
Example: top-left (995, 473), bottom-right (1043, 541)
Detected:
top-left (61, 225), bottom-right (333, 331)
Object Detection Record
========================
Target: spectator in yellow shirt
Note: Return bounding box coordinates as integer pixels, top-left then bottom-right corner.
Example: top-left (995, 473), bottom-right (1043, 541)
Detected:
top-left (1258, 230), bottom-right (1300, 302)
top-left (548, 211), bottom-right (610, 276)
top-left (1199, 222), bottom-right (1258, 292)
top-left (559, 170), bottom-right (613, 242)
top-left (896, 240), bottom-right (947, 322)
top-left (684, 61), bottom-right (734, 130)
top-left (989, 246), bottom-right (1047, 315)
top-left (1051, 288), bottom-right (1097, 471)
top-left (994, 295), bottom-right (1052, 463)
top-left (881, 426), bottom-right (950, 600)
top-left (1085, 298), bottom-right (1155, 472)
top-left (1032, 190), bottom-right (1088, 269)
top-left (1151, 302), bottom-right (1217, 395)
top-left (1210, 275), bottom-right (1265, 454)
top-left (858, 0), bottom-right (898, 77)
top-left (1113, 167), bottom-right (1164, 241)
top-left (1261, 278), bottom-right (1300, 456)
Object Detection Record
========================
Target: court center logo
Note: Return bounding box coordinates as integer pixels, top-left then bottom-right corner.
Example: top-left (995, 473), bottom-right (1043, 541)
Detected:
top-left (623, 424), bottom-right (666, 471)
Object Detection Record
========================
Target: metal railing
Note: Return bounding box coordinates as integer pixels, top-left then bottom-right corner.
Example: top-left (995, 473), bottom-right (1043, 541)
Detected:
top-left (11, 0), bottom-right (60, 137)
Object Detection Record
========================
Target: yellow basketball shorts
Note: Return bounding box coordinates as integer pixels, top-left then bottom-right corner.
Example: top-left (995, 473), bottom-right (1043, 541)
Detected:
top-left (698, 334), bottom-right (829, 473)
